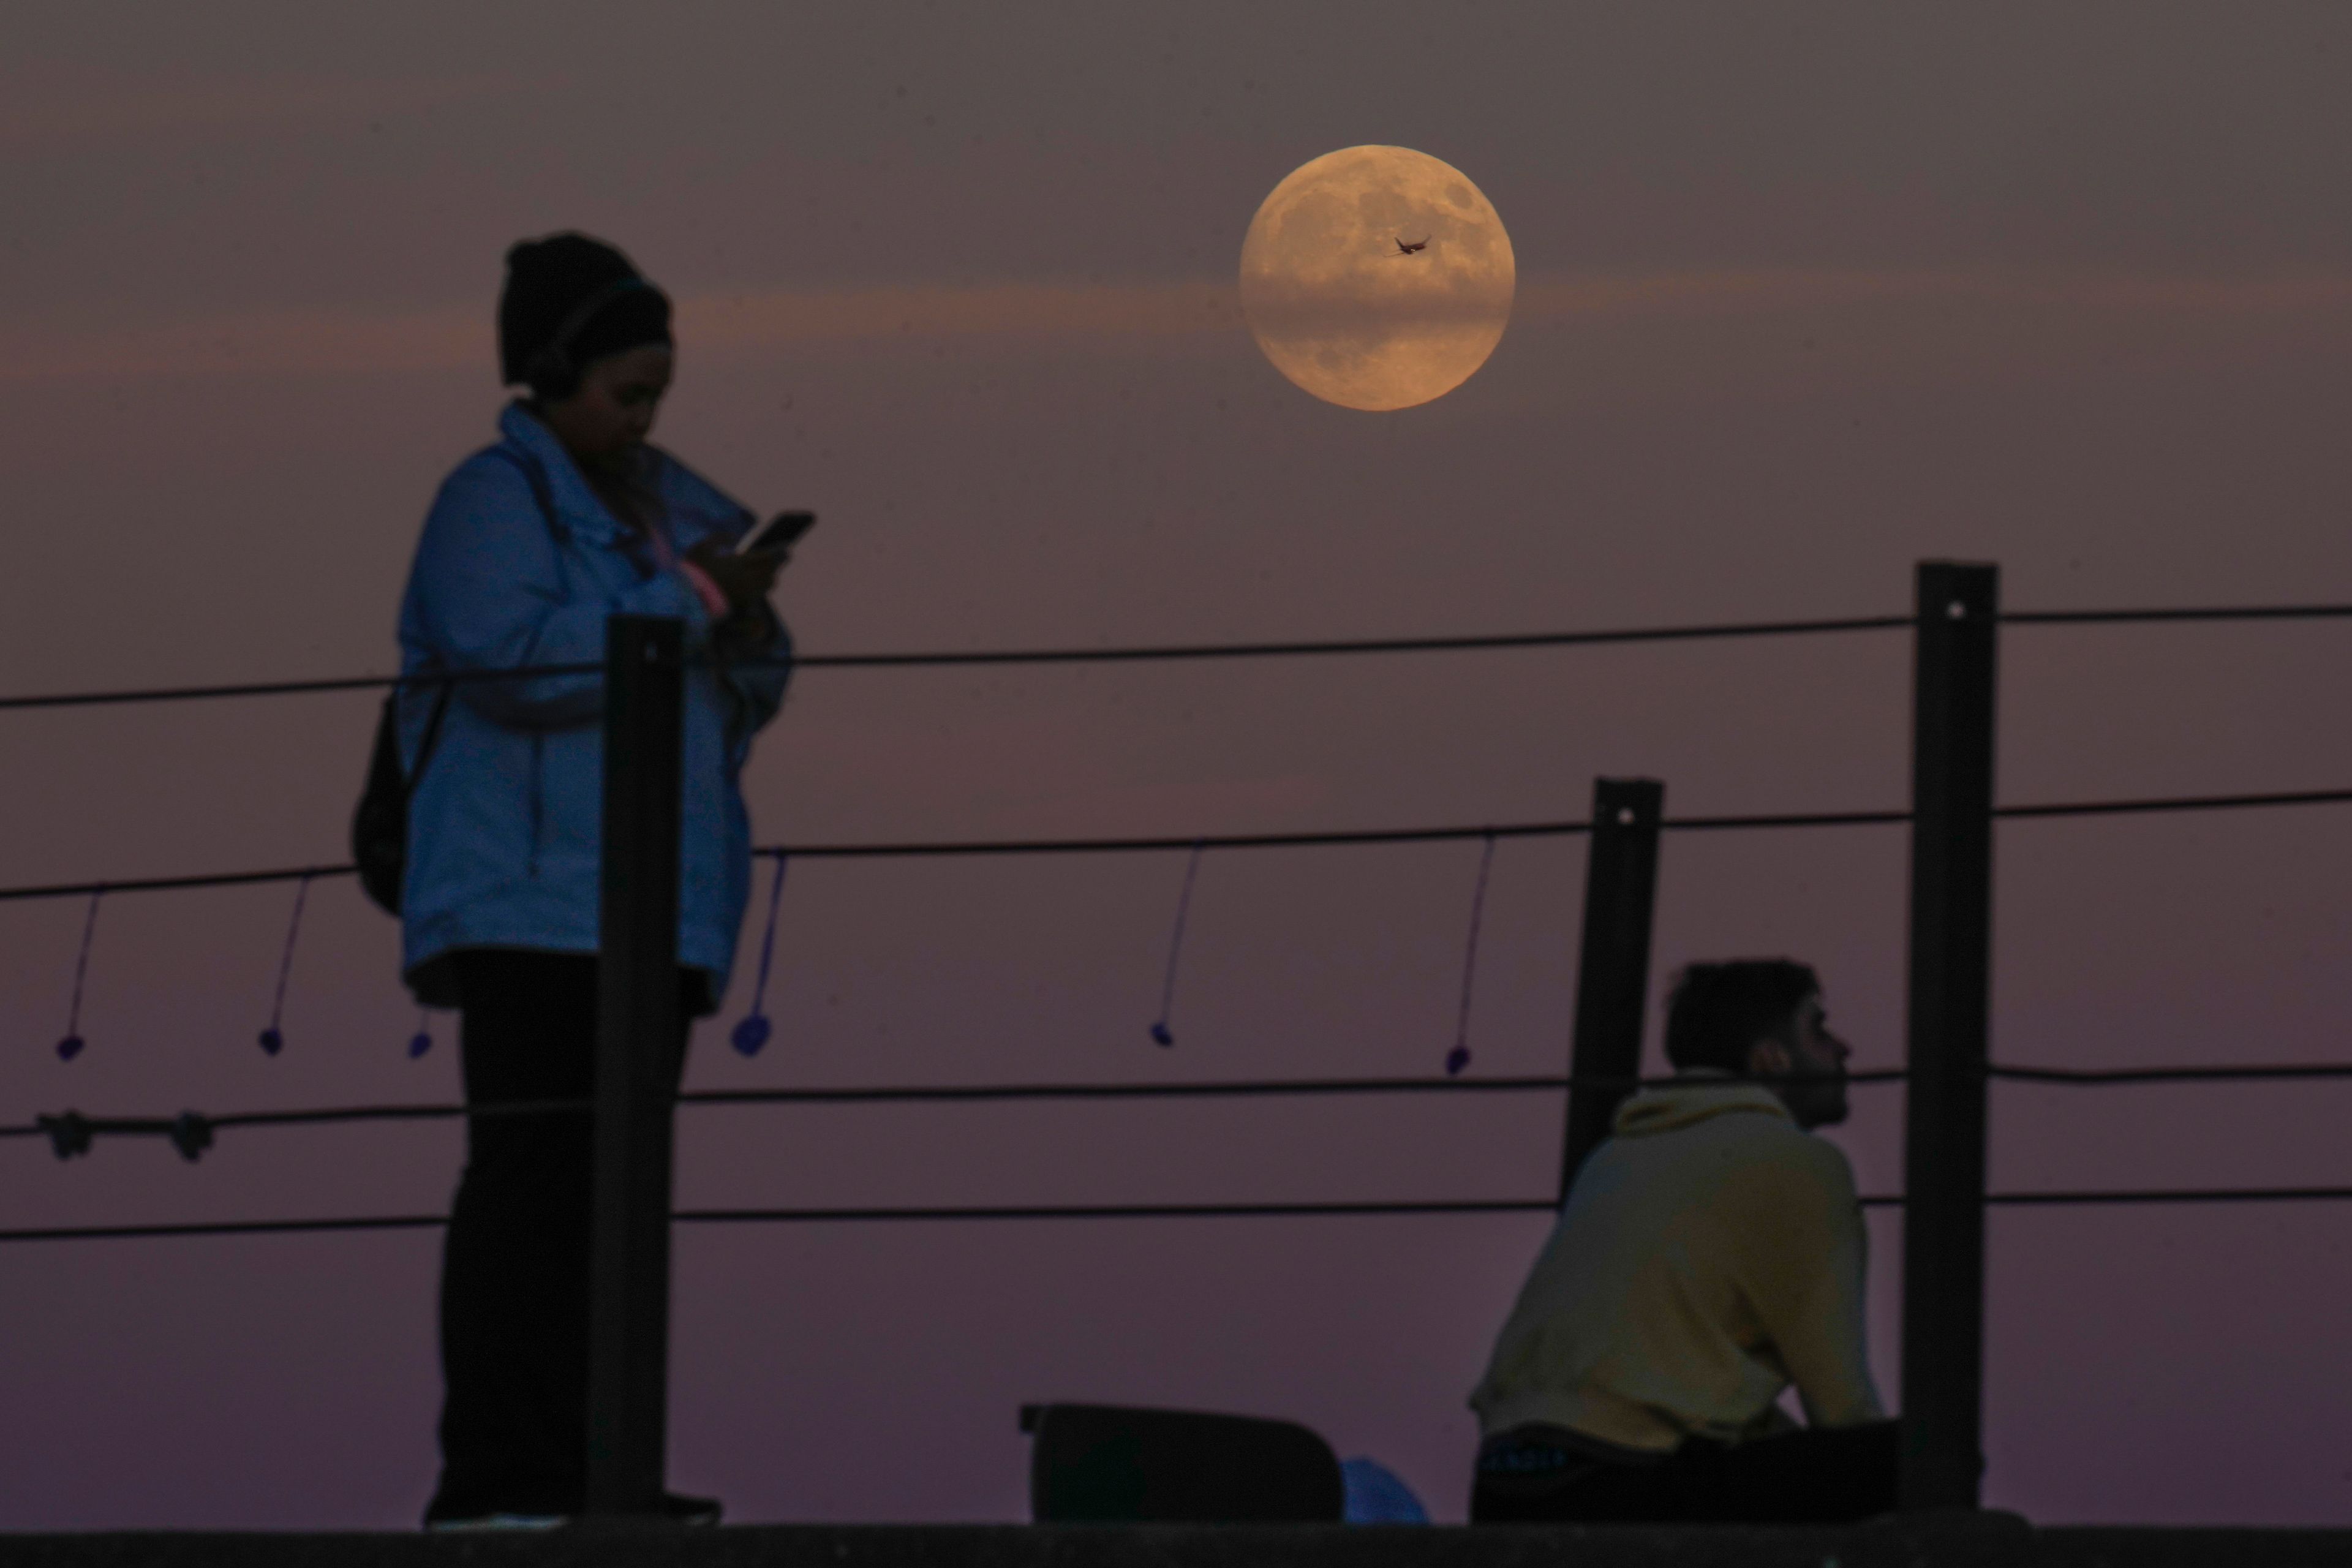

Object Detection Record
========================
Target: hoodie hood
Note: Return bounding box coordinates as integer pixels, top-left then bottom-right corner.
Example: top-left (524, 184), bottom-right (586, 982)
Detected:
top-left (1611, 1073), bottom-right (1793, 1138)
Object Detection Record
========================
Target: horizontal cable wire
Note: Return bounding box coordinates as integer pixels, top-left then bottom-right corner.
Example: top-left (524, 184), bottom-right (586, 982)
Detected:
top-left (0, 824), bottom-right (1585, 905)
top-left (0, 1070), bottom-right (1919, 1150)
top-left (0, 823), bottom-right (1596, 907)
top-left (1979, 1186), bottom-right (2352, 1207)
top-left (2002, 605), bottom-right (2352, 627)
top-left (12, 598), bottom-right (2352, 715)
top-left (756, 819), bottom-right (1592, 861)
top-left (7, 599), bottom-right (2352, 717)
top-left (1648, 793), bottom-right (2352, 830)
top-left (0, 1202), bottom-right (1560, 1245)
top-left (1992, 1062), bottom-right (2352, 1085)
top-left (785, 616), bottom-right (1912, 669)
top-left (0, 663), bottom-right (602, 714)
top-left (684, 1075), bottom-right (1577, 1107)
top-left (681, 1068), bottom-right (1908, 1109)
top-left (677, 1199), bottom-right (1563, 1224)
top-left (1662, 809), bottom-right (1910, 832)
top-left (0, 1215), bottom-right (451, 1244)
top-left (0, 615), bottom-right (1915, 715)
top-left (0, 862), bottom-right (360, 905)
top-left (1994, 786), bottom-right (2352, 820)
top-left (14, 778), bottom-right (2352, 906)
top-left (0, 673), bottom-right (401, 714)
top-left (16, 1182), bottom-right (2352, 1245)
top-left (23, 1055), bottom-right (2352, 1158)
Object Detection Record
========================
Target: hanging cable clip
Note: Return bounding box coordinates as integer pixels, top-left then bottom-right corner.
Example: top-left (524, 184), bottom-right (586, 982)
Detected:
top-left (1148, 842), bottom-right (1207, 1047)
top-left (56, 887), bottom-right (105, 1061)
top-left (33, 1109), bottom-right (213, 1161)
top-left (169, 1112), bottom-right (214, 1163)
top-left (732, 853), bottom-right (790, 1057)
top-left (37, 1112), bottom-right (93, 1161)
top-left (1445, 832), bottom-right (1499, 1077)
top-left (257, 874), bottom-right (313, 1057)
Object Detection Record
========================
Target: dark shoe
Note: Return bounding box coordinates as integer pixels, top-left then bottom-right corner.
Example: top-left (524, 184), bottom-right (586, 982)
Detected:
top-left (426, 1490), bottom-right (718, 1529)
top-left (424, 1502), bottom-right (569, 1532)
top-left (423, 1480), bottom-right (575, 1532)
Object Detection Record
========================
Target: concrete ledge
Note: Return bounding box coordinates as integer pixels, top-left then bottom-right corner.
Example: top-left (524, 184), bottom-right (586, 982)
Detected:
top-left (0, 1519), bottom-right (2346, 1568)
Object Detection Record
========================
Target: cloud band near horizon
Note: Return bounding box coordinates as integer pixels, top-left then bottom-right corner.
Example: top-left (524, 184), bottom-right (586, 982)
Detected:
top-left (4, 269), bottom-right (2351, 384)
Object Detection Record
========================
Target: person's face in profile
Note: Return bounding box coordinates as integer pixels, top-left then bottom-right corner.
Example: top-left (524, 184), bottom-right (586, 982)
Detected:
top-left (1751, 991), bottom-right (1852, 1129)
top-left (540, 343), bottom-right (673, 476)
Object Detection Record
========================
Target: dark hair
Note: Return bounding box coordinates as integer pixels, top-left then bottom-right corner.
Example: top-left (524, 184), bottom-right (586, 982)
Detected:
top-left (497, 232), bottom-right (673, 401)
top-left (1663, 959), bottom-right (1820, 1074)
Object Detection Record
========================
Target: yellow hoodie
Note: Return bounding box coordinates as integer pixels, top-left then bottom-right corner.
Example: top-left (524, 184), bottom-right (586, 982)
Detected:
top-left (1468, 1074), bottom-right (1884, 1453)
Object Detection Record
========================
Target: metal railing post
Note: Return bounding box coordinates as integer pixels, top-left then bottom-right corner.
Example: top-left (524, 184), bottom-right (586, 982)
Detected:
top-left (1560, 777), bottom-right (1664, 1199)
top-left (586, 614), bottom-right (686, 1517)
top-left (1899, 562), bottom-right (1999, 1510)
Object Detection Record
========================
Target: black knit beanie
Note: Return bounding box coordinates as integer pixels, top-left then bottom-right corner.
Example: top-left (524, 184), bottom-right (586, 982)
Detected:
top-left (497, 233), bottom-right (673, 397)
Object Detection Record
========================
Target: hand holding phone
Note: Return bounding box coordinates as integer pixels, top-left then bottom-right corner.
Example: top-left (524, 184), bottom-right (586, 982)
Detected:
top-left (741, 509), bottom-right (816, 557)
top-left (687, 533), bottom-right (783, 614)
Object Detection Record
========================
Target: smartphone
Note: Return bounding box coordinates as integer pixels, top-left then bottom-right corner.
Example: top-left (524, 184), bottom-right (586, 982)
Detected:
top-left (740, 510), bottom-right (816, 556)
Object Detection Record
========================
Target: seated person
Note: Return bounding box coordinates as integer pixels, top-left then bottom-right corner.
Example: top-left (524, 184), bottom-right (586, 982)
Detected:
top-left (1467, 959), bottom-right (1896, 1523)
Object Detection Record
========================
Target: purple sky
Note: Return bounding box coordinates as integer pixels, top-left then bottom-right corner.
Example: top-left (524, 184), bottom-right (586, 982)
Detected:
top-left (4, 0), bottom-right (2352, 1530)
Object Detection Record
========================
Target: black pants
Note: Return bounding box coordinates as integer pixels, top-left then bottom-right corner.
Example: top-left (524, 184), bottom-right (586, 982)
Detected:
top-left (428, 950), bottom-right (696, 1520)
top-left (1470, 1421), bottom-right (1900, 1525)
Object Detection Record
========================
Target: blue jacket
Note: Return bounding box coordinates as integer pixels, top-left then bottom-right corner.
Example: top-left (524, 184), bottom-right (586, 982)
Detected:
top-left (395, 402), bottom-right (791, 1010)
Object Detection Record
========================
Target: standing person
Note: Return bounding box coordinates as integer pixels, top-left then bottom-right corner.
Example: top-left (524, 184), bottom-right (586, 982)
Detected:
top-left (396, 233), bottom-right (795, 1531)
top-left (1467, 960), bottom-right (1896, 1524)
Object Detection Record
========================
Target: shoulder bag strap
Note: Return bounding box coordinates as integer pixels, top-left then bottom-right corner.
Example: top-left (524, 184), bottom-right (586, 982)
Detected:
top-left (409, 442), bottom-right (565, 788)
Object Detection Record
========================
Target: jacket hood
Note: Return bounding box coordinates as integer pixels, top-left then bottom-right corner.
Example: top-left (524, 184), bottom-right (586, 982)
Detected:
top-left (1611, 1073), bottom-right (1793, 1138)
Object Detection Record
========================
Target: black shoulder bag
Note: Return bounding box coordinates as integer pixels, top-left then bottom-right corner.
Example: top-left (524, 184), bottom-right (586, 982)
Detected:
top-left (352, 447), bottom-right (558, 916)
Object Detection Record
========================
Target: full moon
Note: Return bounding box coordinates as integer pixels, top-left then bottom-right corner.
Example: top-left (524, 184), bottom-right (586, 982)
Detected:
top-left (1238, 146), bottom-right (1515, 412)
